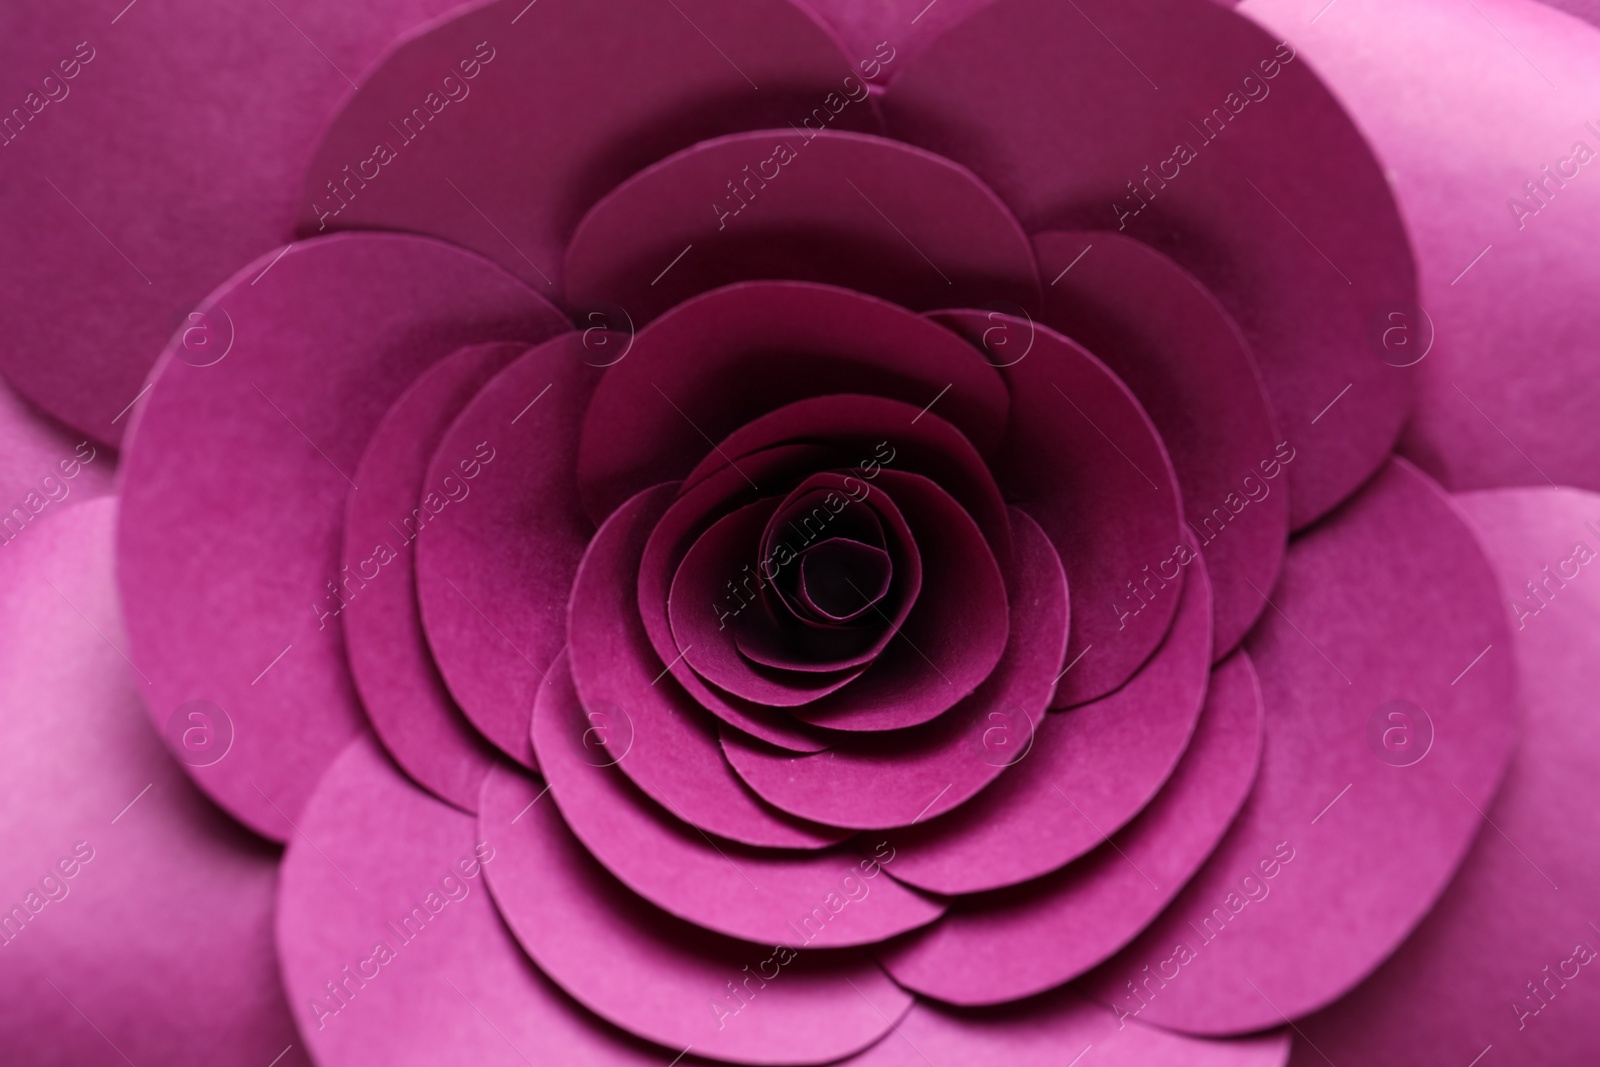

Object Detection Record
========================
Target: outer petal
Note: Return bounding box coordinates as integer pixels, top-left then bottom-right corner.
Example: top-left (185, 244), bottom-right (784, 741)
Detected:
top-left (414, 332), bottom-right (603, 767)
top-left (300, 0), bottom-right (873, 293)
top-left (1243, 0), bottom-right (1600, 497)
top-left (1033, 231), bottom-right (1287, 659)
top-left (885, 0), bottom-right (1418, 528)
top-left (879, 650), bottom-right (1263, 1005)
top-left (343, 342), bottom-right (524, 811)
top-left (0, 0), bottom-right (463, 445)
top-left (276, 735), bottom-right (668, 1066)
top-left (884, 550), bottom-right (1213, 895)
top-left (0, 498), bottom-right (305, 1067)
top-left (534, 647), bottom-right (946, 948)
top-left (481, 764), bottom-right (914, 1066)
top-left (841, 990), bottom-right (1290, 1067)
top-left (117, 233), bottom-right (568, 840)
top-left (935, 311), bottom-right (1185, 706)
top-left (1079, 459), bottom-right (1516, 1033)
top-left (578, 281), bottom-right (1009, 522)
top-left (721, 507), bottom-right (1068, 829)
top-left (564, 129), bottom-right (1039, 323)
top-left (1279, 488), bottom-right (1600, 1066)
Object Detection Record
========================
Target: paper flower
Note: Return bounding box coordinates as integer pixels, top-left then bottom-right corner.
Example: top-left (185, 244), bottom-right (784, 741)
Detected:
top-left (2, 0), bottom-right (1596, 1065)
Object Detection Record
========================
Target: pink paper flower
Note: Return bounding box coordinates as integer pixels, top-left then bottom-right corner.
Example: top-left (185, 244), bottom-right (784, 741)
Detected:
top-left (2, 0), bottom-right (1597, 1065)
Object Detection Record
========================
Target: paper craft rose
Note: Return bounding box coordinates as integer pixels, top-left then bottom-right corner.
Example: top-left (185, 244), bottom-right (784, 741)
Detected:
top-left (5, 0), bottom-right (1599, 1064)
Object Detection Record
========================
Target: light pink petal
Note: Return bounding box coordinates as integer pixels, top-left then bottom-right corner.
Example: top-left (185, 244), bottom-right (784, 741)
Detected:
top-left (1276, 487), bottom-right (1600, 1066)
top-left (343, 343), bottom-right (525, 811)
top-left (1033, 231), bottom-right (1287, 659)
top-left (276, 735), bottom-right (667, 1066)
top-left (840, 989), bottom-right (1289, 1067)
top-left (567, 485), bottom-right (847, 848)
top-left (565, 129), bottom-right (1038, 323)
top-left (1078, 459), bottom-right (1516, 1033)
top-left (722, 507), bottom-right (1068, 829)
top-left (481, 763), bottom-right (913, 1065)
top-left (885, 551), bottom-right (1214, 895)
top-left (0, 0), bottom-right (464, 445)
top-left (935, 311), bottom-right (1186, 707)
top-left (885, 0), bottom-right (1417, 528)
top-left (0, 375), bottom-right (113, 529)
top-left (879, 650), bottom-right (1263, 1004)
top-left (414, 332), bottom-right (603, 767)
top-left (534, 647), bottom-right (946, 948)
top-left (0, 498), bottom-right (304, 1067)
top-left (117, 233), bottom-right (568, 840)
top-left (578, 281), bottom-right (1009, 522)
top-left (1243, 0), bottom-right (1600, 498)
top-left (301, 0), bottom-right (872, 293)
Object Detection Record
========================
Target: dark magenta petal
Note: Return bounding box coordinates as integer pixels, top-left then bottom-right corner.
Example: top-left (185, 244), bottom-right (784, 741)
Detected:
top-left (277, 736), bottom-right (668, 1066)
top-left (1077, 459), bottom-right (1516, 1033)
top-left (879, 650), bottom-right (1263, 1005)
top-left (117, 233), bottom-right (568, 840)
top-left (671, 499), bottom-right (870, 704)
top-left (564, 129), bottom-right (1039, 322)
top-left (578, 281), bottom-right (1009, 522)
top-left (1246, 0), bottom-right (1600, 500)
top-left (680, 394), bottom-right (1012, 561)
top-left (414, 333), bottom-right (603, 767)
top-left (885, 0), bottom-right (1417, 528)
top-left (722, 507), bottom-right (1068, 829)
top-left (639, 446), bottom-right (842, 751)
top-left (343, 343), bottom-right (524, 812)
top-left (0, 499), bottom-right (304, 1067)
top-left (0, 0), bottom-right (465, 446)
top-left (785, 471), bottom-right (1009, 732)
top-left (884, 550), bottom-right (1212, 895)
top-left (568, 487), bottom-right (847, 848)
top-left (935, 311), bottom-right (1185, 708)
top-left (481, 764), bottom-right (913, 1065)
top-left (300, 0), bottom-right (875, 293)
top-left (1034, 231), bottom-right (1287, 660)
top-left (799, 539), bottom-right (893, 621)
top-left (533, 649), bottom-right (946, 947)
top-left (840, 990), bottom-right (1290, 1067)
top-left (1277, 486), bottom-right (1600, 1066)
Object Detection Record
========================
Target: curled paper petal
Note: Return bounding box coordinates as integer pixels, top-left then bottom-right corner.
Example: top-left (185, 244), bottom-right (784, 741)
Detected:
top-left (481, 764), bottom-right (914, 1065)
top-left (565, 129), bottom-right (1039, 323)
top-left (1079, 459), bottom-right (1516, 1033)
top-left (567, 485), bottom-right (847, 848)
top-left (116, 233), bottom-right (567, 840)
top-left (300, 0), bottom-right (875, 292)
top-left (0, 498), bottom-right (304, 1067)
top-left (1244, 0), bottom-right (1600, 498)
top-left (1033, 231), bottom-right (1286, 659)
top-left (934, 311), bottom-right (1185, 707)
top-left (886, 0), bottom-right (1417, 527)
top-left (276, 735), bottom-right (668, 1067)
top-left (885, 552), bottom-right (1213, 895)
top-left (842, 988), bottom-right (1290, 1067)
top-left (1278, 487), bottom-right (1600, 1066)
top-left (535, 649), bottom-right (946, 948)
top-left (879, 650), bottom-right (1263, 1004)
top-left (415, 332), bottom-right (603, 767)
top-left (578, 281), bottom-right (1009, 521)
top-left (0, 0), bottom-right (465, 445)
top-left (721, 507), bottom-right (1067, 829)
top-left (343, 342), bottom-right (525, 811)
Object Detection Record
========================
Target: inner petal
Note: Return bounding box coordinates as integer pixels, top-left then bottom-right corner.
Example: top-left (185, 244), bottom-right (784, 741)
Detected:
top-left (798, 538), bottom-right (893, 622)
